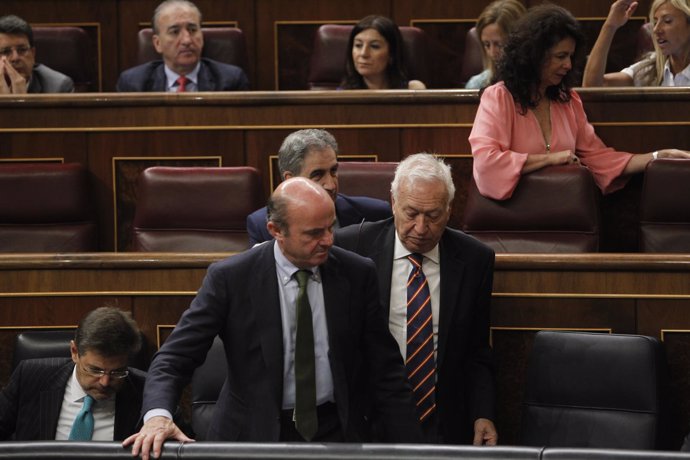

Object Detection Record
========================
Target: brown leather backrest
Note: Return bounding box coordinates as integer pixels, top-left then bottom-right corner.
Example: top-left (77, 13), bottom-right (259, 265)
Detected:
top-left (462, 165), bottom-right (600, 253)
top-left (137, 27), bottom-right (249, 74)
top-left (131, 166), bottom-right (264, 252)
top-left (32, 26), bottom-right (96, 91)
top-left (640, 159), bottom-right (690, 253)
top-left (459, 27), bottom-right (483, 87)
top-left (337, 161), bottom-right (397, 203)
top-left (0, 162), bottom-right (98, 252)
top-left (307, 24), bottom-right (429, 90)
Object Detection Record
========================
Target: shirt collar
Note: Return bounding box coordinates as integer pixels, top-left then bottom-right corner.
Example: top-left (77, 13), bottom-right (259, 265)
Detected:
top-left (662, 59), bottom-right (690, 85)
top-left (164, 61), bottom-right (201, 90)
top-left (66, 365), bottom-right (89, 403)
top-left (393, 230), bottom-right (440, 265)
top-left (273, 241), bottom-right (321, 286)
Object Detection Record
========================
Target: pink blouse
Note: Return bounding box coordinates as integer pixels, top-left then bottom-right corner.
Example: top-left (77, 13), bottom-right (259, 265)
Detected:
top-left (468, 82), bottom-right (633, 200)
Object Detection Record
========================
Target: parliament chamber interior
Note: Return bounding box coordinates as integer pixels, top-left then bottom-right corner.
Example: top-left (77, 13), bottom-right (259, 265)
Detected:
top-left (1, 0), bottom-right (690, 457)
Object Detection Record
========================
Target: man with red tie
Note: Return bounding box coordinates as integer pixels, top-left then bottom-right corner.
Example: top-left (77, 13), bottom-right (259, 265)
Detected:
top-left (116, 0), bottom-right (249, 92)
top-left (335, 153), bottom-right (498, 445)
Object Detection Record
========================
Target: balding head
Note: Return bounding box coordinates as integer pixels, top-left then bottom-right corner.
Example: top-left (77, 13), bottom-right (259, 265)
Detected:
top-left (267, 177), bottom-right (335, 268)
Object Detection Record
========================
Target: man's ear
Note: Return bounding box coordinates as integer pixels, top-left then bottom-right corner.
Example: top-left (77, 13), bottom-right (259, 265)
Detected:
top-left (152, 35), bottom-right (162, 54)
top-left (283, 171), bottom-right (294, 180)
top-left (70, 340), bottom-right (79, 364)
top-left (267, 220), bottom-right (282, 240)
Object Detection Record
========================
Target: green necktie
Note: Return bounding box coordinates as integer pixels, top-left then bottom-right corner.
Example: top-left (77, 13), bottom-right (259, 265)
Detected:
top-left (293, 269), bottom-right (318, 440)
top-left (68, 395), bottom-right (95, 440)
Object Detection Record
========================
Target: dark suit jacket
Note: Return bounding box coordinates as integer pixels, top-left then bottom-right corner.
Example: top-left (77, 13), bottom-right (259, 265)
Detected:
top-left (335, 218), bottom-right (496, 444)
top-left (142, 241), bottom-right (421, 442)
top-left (0, 357), bottom-right (146, 441)
top-left (28, 64), bottom-right (74, 93)
top-left (246, 193), bottom-right (392, 246)
top-left (115, 58), bottom-right (249, 92)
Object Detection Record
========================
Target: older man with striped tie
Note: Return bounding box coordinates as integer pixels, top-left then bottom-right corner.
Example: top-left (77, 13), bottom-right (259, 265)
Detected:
top-left (335, 153), bottom-right (497, 445)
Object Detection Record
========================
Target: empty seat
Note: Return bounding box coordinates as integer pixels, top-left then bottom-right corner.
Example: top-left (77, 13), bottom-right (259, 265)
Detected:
top-left (137, 27), bottom-right (249, 74)
top-left (307, 24), bottom-right (429, 90)
top-left (131, 166), bottom-right (264, 252)
top-left (32, 26), bottom-right (97, 92)
top-left (522, 331), bottom-right (670, 450)
top-left (639, 159), bottom-right (690, 252)
top-left (462, 165), bottom-right (600, 253)
top-left (0, 162), bottom-right (98, 252)
top-left (337, 161), bottom-right (397, 203)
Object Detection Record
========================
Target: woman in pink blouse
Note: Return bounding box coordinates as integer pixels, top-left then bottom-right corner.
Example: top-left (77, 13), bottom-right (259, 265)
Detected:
top-left (469, 4), bottom-right (690, 200)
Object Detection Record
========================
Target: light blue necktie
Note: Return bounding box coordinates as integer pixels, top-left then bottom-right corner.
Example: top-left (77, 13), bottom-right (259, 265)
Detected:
top-left (68, 395), bottom-right (95, 440)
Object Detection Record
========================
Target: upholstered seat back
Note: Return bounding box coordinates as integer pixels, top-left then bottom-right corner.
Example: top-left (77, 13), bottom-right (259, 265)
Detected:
top-left (190, 336), bottom-right (227, 440)
top-left (337, 161), bottom-right (397, 203)
top-left (522, 331), bottom-right (669, 449)
top-left (32, 27), bottom-right (96, 92)
top-left (131, 166), bottom-right (264, 252)
top-left (307, 24), bottom-right (429, 90)
top-left (459, 27), bottom-right (483, 87)
top-left (137, 27), bottom-right (249, 73)
top-left (0, 163), bottom-right (98, 252)
top-left (462, 165), bottom-right (600, 253)
top-left (640, 159), bottom-right (690, 252)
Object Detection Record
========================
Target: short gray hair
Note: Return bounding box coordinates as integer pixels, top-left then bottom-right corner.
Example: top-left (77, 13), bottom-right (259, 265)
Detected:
top-left (391, 153), bottom-right (455, 206)
top-left (278, 129), bottom-right (338, 179)
top-left (152, 0), bottom-right (202, 34)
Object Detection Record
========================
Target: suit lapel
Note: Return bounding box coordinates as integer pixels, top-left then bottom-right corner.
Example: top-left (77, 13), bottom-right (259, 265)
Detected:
top-left (39, 362), bottom-right (72, 439)
top-left (249, 242), bottom-right (284, 407)
top-left (436, 231), bottom-right (465, 369)
top-left (149, 64), bottom-right (167, 91)
top-left (196, 61), bottom-right (215, 91)
top-left (371, 223), bottom-right (396, 314)
top-left (114, 375), bottom-right (142, 440)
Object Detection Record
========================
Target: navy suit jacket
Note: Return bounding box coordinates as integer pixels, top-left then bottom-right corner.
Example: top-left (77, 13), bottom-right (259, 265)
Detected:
top-left (28, 64), bottom-right (74, 93)
top-left (142, 241), bottom-right (422, 442)
top-left (0, 357), bottom-right (146, 441)
top-left (335, 218), bottom-right (496, 444)
top-left (116, 58), bottom-right (249, 92)
top-left (246, 193), bottom-right (391, 246)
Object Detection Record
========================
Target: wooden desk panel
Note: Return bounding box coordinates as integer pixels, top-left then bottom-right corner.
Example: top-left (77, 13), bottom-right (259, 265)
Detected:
top-left (0, 90), bottom-right (689, 251)
top-left (0, 252), bottom-right (689, 444)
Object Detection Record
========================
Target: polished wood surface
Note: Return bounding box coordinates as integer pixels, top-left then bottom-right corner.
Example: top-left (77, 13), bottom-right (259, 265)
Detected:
top-left (1, 89), bottom-right (689, 251)
top-left (0, 251), bottom-right (688, 445)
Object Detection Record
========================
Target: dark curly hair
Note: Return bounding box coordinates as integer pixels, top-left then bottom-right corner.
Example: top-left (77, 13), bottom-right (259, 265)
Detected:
top-left (496, 3), bottom-right (586, 113)
top-left (341, 15), bottom-right (409, 89)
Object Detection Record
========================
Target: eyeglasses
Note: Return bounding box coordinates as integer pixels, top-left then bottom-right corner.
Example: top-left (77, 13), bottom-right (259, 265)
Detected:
top-left (0, 46), bottom-right (31, 58)
top-left (80, 364), bottom-right (129, 379)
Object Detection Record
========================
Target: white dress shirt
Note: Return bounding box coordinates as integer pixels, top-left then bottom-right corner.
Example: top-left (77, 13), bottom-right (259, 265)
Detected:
top-left (621, 55), bottom-right (690, 87)
top-left (55, 366), bottom-right (116, 441)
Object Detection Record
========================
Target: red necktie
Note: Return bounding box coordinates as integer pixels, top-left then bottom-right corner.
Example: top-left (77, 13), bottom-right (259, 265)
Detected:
top-left (406, 253), bottom-right (436, 422)
top-left (176, 75), bottom-right (188, 92)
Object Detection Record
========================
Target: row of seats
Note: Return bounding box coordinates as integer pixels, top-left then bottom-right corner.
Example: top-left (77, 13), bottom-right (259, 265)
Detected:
top-left (34, 22), bottom-right (657, 91)
top-left (10, 329), bottom-right (672, 449)
top-left (2, 161), bottom-right (688, 253)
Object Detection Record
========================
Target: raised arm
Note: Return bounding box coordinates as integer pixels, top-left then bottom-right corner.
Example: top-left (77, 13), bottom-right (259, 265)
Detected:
top-left (582, 0), bottom-right (638, 87)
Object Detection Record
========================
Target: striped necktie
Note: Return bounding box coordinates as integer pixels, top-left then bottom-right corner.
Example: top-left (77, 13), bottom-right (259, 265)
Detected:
top-left (406, 253), bottom-right (437, 422)
top-left (68, 394), bottom-right (95, 440)
top-left (293, 269), bottom-right (318, 440)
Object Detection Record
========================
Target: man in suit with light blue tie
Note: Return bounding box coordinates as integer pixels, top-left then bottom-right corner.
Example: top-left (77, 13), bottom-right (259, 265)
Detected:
top-left (0, 307), bottom-right (146, 441)
top-left (116, 0), bottom-right (249, 92)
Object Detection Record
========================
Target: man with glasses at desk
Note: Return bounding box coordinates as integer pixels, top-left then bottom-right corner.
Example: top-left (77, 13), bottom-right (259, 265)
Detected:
top-left (0, 307), bottom-right (147, 441)
top-left (0, 15), bottom-right (74, 94)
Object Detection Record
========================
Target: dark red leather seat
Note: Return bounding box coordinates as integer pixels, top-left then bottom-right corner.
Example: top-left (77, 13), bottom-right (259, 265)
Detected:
top-left (131, 166), bottom-right (264, 252)
top-left (307, 24), bottom-right (429, 90)
top-left (459, 27), bottom-right (483, 87)
top-left (639, 159), bottom-right (690, 252)
top-left (32, 26), bottom-right (96, 91)
top-left (137, 27), bottom-right (249, 74)
top-left (462, 165), bottom-right (600, 253)
top-left (337, 161), bottom-right (398, 203)
top-left (0, 162), bottom-right (98, 252)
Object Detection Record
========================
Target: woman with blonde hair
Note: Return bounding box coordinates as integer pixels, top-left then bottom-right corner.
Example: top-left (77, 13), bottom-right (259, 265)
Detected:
top-left (465, 0), bottom-right (526, 89)
top-left (583, 0), bottom-right (690, 86)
